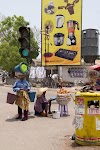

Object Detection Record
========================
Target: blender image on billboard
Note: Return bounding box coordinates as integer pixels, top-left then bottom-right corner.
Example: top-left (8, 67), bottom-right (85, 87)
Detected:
top-left (66, 20), bottom-right (79, 46)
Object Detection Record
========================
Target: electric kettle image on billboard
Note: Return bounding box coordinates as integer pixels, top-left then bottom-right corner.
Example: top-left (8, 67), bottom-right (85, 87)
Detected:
top-left (54, 33), bottom-right (64, 46)
top-left (66, 20), bottom-right (79, 46)
top-left (56, 14), bottom-right (65, 28)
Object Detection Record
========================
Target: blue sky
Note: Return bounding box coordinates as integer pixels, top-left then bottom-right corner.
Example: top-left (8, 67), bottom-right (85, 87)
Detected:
top-left (0, 0), bottom-right (100, 57)
top-left (0, 0), bottom-right (100, 30)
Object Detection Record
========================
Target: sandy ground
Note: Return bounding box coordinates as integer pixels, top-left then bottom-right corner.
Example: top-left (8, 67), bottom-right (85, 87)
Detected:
top-left (0, 85), bottom-right (100, 150)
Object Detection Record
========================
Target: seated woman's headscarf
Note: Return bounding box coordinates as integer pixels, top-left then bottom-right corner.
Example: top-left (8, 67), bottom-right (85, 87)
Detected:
top-left (37, 87), bottom-right (48, 97)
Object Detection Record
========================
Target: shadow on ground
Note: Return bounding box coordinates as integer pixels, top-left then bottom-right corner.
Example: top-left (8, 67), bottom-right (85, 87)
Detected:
top-left (71, 141), bottom-right (81, 148)
top-left (5, 114), bottom-right (35, 122)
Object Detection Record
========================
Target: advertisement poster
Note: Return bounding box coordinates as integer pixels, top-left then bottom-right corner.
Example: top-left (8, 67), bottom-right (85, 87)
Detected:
top-left (75, 97), bottom-right (85, 115)
top-left (87, 108), bottom-right (100, 115)
top-left (41, 0), bottom-right (82, 66)
top-left (87, 100), bottom-right (100, 115)
top-left (75, 116), bottom-right (84, 130)
top-left (75, 105), bottom-right (85, 115)
top-left (96, 117), bottom-right (100, 130)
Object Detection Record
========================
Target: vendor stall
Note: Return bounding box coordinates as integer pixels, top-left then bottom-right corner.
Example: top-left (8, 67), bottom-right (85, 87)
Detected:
top-left (75, 91), bottom-right (100, 146)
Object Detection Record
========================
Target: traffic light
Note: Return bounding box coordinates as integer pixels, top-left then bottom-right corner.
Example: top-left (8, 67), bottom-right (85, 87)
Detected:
top-left (18, 26), bottom-right (30, 58)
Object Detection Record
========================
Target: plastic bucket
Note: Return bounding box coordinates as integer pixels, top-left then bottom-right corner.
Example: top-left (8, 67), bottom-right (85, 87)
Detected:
top-left (52, 110), bottom-right (60, 119)
top-left (14, 62), bottom-right (28, 74)
top-left (28, 92), bottom-right (36, 102)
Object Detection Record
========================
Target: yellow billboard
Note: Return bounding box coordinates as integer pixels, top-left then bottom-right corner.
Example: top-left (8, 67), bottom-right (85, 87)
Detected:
top-left (41, 0), bottom-right (82, 66)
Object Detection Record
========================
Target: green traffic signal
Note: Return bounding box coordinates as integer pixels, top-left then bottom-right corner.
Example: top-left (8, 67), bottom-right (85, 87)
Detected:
top-left (19, 48), bottom-right (29, 58)
top-left (22, 49), bottom-right (29, 57)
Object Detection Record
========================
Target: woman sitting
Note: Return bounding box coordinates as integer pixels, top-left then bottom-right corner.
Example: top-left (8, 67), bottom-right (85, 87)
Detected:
top-left (34, 87), bottom-right (49, 117)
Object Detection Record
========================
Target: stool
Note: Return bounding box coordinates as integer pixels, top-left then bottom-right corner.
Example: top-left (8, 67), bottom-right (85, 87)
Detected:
top-left (58, 104), bottom-right (68, 117)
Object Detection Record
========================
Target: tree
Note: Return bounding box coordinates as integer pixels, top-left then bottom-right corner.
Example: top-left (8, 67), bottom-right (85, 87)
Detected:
top-left (32, 26), bottom-right (41, 46)
top-left (32, 26), bottom-right (41, 59)
top-left (0, 15), bottom-right (39, 72)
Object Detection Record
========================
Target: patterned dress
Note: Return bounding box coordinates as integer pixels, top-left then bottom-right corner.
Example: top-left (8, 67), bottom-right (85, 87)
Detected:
top-left (13, 79), bottom-right (31, 110)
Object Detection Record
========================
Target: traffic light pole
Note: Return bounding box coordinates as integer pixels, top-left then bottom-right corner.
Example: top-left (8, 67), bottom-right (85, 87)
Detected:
top-left (26, 28), bottom-right (30, 82)
top-left (26, 57), bottom-right (30, 82)
top-left (18, 26), bottom-right (30, 82)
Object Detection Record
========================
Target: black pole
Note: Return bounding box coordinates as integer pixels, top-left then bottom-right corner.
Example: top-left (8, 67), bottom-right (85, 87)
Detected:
top-left (26, 57), bottom-right (30, 82)
top-left (26, 27), bottom-right (30, 82)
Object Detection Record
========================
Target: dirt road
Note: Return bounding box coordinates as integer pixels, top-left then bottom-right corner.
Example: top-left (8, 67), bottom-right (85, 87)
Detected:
top-left (0, 85), bottom-right (100, 150)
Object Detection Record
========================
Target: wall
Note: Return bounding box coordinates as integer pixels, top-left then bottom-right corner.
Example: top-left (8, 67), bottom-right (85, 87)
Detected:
top-left (58, 66), bottom-right (89, 83)
top-left (6, 78), bottom-right (17, 85)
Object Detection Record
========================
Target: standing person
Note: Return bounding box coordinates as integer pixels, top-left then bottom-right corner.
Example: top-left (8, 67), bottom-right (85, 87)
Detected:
top-left (58, 77), bottom-right (63, 87)
top-left (34, 87), bottom-right (50, 117)
top-left (2, 73), bottom-right (6, 82)
top-left (13, 73), bottom-right (31, 121)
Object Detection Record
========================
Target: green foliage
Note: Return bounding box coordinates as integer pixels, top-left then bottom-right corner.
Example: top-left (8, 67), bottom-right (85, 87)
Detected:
top-left (0, 15), bottom-right (39, 72)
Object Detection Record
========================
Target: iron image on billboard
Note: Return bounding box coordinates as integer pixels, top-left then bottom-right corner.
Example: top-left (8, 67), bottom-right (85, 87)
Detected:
top-left (41, 0), bottom-right (82, 66)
